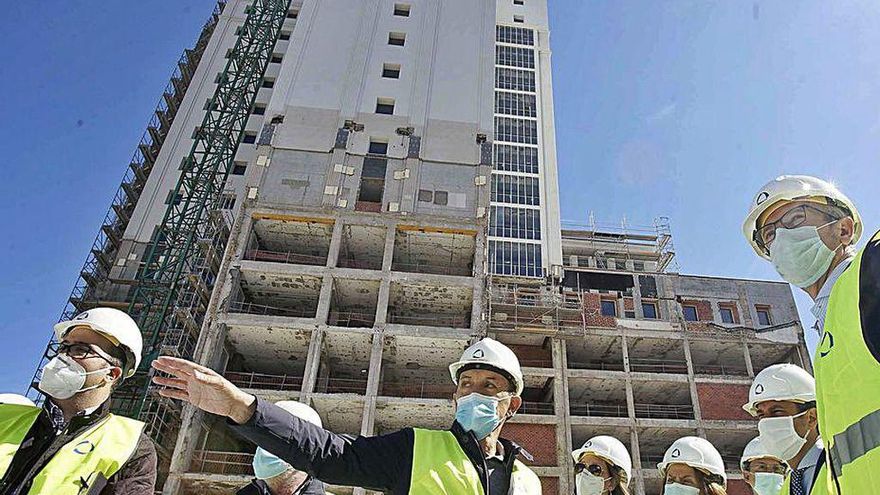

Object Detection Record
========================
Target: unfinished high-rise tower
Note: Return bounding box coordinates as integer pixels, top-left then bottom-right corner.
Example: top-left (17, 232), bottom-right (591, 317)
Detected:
top-left (31, 1), bottom-right (812, 494)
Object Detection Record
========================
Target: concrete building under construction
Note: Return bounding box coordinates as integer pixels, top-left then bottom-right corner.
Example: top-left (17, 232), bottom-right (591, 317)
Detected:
top-left (29, 1), bottom-right (812, 494)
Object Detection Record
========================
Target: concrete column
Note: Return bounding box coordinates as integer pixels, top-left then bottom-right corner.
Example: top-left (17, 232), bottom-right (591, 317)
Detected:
top-left (471, 226), bottom-right (487, 334)
top-left (631, 275), bottom-right (644, 318)
top-left (630, 428), bottom-right (645, 495)
top-left (743, 341), bottom-right (755, 377)
top-left (315, 274), bottom-right (334, 323)
top-left (361, 331), bottom-right (384, 430)
top-left (682, 338), bottom-right (704, 434)
top-left (622, 334), bottom-right (636, 418)
top-left (551, 338), bottom-right (573, 495)
top-left (381, 223), bottom-right (396, 271)
top-left (376, 280), bottom-right (391, 325)
top-left (326, 219), bottom-right (344, 267)
top-left (300, 328), bottom-right (325, 395)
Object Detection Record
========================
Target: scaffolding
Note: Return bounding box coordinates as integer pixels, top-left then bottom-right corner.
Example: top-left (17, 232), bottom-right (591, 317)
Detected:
top-left (27, 1), bottom-right (227, 401)
top-left (560, 215), bottom-right (678, 273)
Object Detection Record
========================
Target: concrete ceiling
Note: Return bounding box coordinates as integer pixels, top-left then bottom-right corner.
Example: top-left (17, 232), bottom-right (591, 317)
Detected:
top-left (569, 376), bottom-right (627, 403)
top-left (311, 395), bottom-right (365, 435)
top-left (375, 399), bottom-right (455, 433)
top-left (705, 428), bottom-right (756, 457)
top-left (340, 225), bottom-right (386, 268)
top-left (570, 424), bottom-right (632, 455)
top-left (253, 219), bottom-right (333, 256)
top-left (627, 336), bottom-right (686, 361)
top-left (748, 342), bottom-right (801, 371)
top-left (226, 325), bottom-right (311, 374)
top-left (393, 230), bottom-right (475, 269)
top-left (636, 426), bottom-right (699, 455)
top-left (689, 340), bottom-right (746, 367)
top-left (566, 335), bottom-right (624, 363)
top-left (493, 331), bottom-right (547, 346)
top-left (381, 334), bottom-right (468, 369)
top-left (631, 379), bottom-right (691, 404)
top-left (240, 271), bottom-right (323, 308)
top-left (331, 279), bottom-right (380, 312)
top-left (389, 283), bottom-right (472, 316)
top-left (323, 330), bottom-right (373, 371)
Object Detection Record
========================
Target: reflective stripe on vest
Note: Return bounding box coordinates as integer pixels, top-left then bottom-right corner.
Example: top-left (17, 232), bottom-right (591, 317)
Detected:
top-left (0, 403), bottom-right (144, 494)
top-left (816, 229), bottom-right (880, 493)
top-left (410, 428), bottom-right (542, 495)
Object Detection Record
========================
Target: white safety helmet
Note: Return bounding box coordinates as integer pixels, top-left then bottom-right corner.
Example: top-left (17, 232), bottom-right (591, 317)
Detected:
top-left (658, 436), bottom-right (727, 486)
top-left (742, 363), bottom-right (815, 416)
top-left (740, 436), bottom-right (787, 471)
top-left (572, 435), bottom-right (632, 484)
top-left (742, 175), bottom-right (862, 259)
top-left (0, 394), bottom-right (36, 407)
top-left (449, 338), bottom-right (524, 396)
top-left (275, 400), bottom-right (323, 428)
top-left (54, 308), bottom-right (143, 378)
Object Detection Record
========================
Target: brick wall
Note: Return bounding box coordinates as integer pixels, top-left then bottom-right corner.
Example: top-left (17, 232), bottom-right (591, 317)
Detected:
top-left (680, 299), bottom-right (713, 321)
top-left (727, 479), bottom-right (752, 495)
top-left (720, 300), bottom-right (742, 323)
top-left (696, 383), bottom-right (753, 421)
top-left (508, 343), bottom-right (552, 368)
top-left (539, 476), bottom-right (558, 495)
top-left (583, 293), bottom-right (617, 327)
top-left (502, 423), bottom-right (557, 466)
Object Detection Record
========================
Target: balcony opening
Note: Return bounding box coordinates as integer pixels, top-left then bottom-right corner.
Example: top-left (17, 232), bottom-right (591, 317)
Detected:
top-left (244, 217), bottom-right (333, 266)
top-left (314, 331), bottom-right (372, 395)
top-left (392, 227), bottom-right (475, 276)
top-left (690, 339), bottom-right (749, 376)
top-left (327, 279), bottom-right (379, 328)
top-left (748, 342), bottom-right (805, 371)
top-left (627, 336), bottom-right (687, 374)
top-left (222, 327), bottom-right (311, 393)
top-left (566, 335), bottom-right (624, 371)
top-left (337, 224), bottom-right (386, 270)
top-left (519, 376), bottom-right (555, 415)
top-left (569, 376), bottom-right (628, 418)
top-left (632, 379), bottom-right (694, 420)
top-left (228, 272), bottom-right (321, 319)
top-left (705, 429), bottom-right (756, 474)
top-left (379, 335), bottom-right (464, 399)
top-left (388, 282), bottom-right (472, 328)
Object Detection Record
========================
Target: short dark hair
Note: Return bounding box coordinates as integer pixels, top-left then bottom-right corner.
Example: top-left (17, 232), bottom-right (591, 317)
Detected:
top-left (798, 400), bottom-right (817, 412)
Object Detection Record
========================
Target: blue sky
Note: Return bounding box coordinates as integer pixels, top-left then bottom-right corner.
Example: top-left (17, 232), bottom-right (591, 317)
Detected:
top-left (1, 1), bottom-right (879, 392)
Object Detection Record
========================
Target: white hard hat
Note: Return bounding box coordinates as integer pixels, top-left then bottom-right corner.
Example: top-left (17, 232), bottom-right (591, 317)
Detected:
top-left (658, 436), bottom-right (727, 486)
top-left (0, 394), bottom-right (36, 407)
top-left (572, 435), bottom-right (633, 484)
top-left (274, 400), bottom-right (323, 428)
top-left (54, 308), bottom-right (143, 378)
top-left (740, 436), bottom-right (787, 470)
top-left (449, 338), bottom-right (524, 396)
top-left (742, 363), bottom-right (815, 416)
top-left (742, 175), bottom-right (862, 259)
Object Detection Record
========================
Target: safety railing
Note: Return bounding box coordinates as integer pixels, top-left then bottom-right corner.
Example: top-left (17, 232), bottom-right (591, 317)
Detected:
top-left (244, 249), bottom-right (327, 266)
top-left (692, 363), bottom-right (749, 376)
top-left (227, 300), bottom-right (316, 318)
top-left (314, 377), bottom-right (369, 395)
top-left (327, 311), bottom-right (376, 328)
top-left (190, 450), bottom-right (254, 475)
top-left (633, 403), bottom-right (694, 420)
top-left (628, 357), bottom-right (688, 374)
top-left (387, 314), bottom-right (469, 328)
top-left (380, 380), bottom-right (456, 400)
top-left (225, 371), bottom-right (304, 392)
top-left (337, 256), bottom-right (383, 270)
top-left (392, 260), bottom-right (473, 277)
top-left (567, 359), bottom-right (626, 372)
top-left (520, 401), bottom-right (555, 415)
top-left (569, 403), bottom-right (628, 417)
top-left (641, 454), bottom-right (665, 469)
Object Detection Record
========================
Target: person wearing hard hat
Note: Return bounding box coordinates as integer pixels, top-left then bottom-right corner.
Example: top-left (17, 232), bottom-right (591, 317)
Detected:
top-left (742, 175), bottom-right (880, 494)
top-left (740, 436), bottom-right (789, 495)
top-left (237, 401), bottom-right (327, 495)
top-left (152, 337), bottom-right (541, 494)
top-left (743, 364), bottom-right (827, 495)
top-left (657, 436), bottom-right (727, 495)
top-left (0, 308), bottom-right (157, 494)
top-left (571, 435), bottom-right (632, 495)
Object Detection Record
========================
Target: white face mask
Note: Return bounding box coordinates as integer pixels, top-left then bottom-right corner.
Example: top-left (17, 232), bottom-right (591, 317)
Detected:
top-left (758, 411), bottom-right (809, 462)
top-left (38, 354), bottom-right (110, 400)
top-left (769, 223), bottom-right (839, 288)
top-left (753, 472), bottom-right (785, 495)
top-left (575, 471), bottom-right (608, 495)
top-left (664, 482), bottom-right (700, 495)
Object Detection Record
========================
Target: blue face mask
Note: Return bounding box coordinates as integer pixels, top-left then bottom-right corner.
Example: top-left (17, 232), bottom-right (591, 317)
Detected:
top-left (252, 447), bottom-right (291, 480)
top-left (454, 393), bottom-right (510, 440)
top-left (663, 483), bottom-right (700, 495)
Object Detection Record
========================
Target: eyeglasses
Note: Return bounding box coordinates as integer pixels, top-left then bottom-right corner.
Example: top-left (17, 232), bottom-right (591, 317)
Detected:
top-left (742, 460), bottom-right (788, 476)
top-left (49, 342), bottom-right (116, 366)
top-left (754, 204), bottom-right (840, 253)
top-left (574, 463), bottom-right (604, 477)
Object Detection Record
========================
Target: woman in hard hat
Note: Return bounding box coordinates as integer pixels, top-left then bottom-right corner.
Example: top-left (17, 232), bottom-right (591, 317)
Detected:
top-left (571, 435), bottom-right (631, 495)
top-left (740, 436), bottom-right (788, 495)
top-left (657, 436), bottom-right (727, 495)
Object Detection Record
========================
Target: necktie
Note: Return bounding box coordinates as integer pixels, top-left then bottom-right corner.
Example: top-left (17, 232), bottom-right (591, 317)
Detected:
top-left (790, 467), bottom-right (806, 495)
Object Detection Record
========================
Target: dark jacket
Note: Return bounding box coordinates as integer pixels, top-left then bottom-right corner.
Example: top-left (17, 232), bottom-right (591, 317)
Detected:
top-left (236, 477), bottom-right (326, 495)
top-left (860, 234), bottom-right (880, 363)
top-left (228, 398), bottom-right (532, 494)
top-left (0, 399), bottom-right (157, 495)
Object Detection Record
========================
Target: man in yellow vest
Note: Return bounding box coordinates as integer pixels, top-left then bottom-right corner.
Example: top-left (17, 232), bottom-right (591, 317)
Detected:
top-left (743, 364), bottom-right (827, 495)
top-left (0, 308), bottom-right (156, 494)
top-left (742, 175), bottom-right (880, 493)
top-left (152, 337), bottom-right (543, 494)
